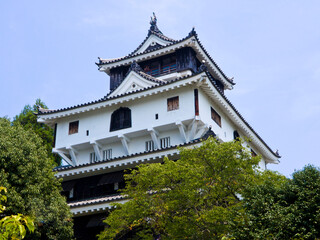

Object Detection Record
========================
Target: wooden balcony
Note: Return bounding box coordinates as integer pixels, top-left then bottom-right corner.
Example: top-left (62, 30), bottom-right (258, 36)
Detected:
top-left (145, 63), bottom-right (177, 77)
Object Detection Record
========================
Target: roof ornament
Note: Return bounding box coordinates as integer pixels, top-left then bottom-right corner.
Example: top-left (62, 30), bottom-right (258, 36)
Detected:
top-left (149, 12), bottom-right (163, 35)
top-left (188, 27), bottom-right (197, 37)
top-left (201, 126), bottom-right (216, 140)
top-left (197, 60), bottom-right (208, 72)
top-left (128, 60), bottom-right (143, 73)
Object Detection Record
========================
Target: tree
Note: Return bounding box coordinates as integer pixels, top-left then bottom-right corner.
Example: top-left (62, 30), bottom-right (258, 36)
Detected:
top-left (0, 118), bottom-right (74, 239)
top-left (0, 187), bottom-right (35, 240)
top-left (98, 137), bottom-right (261, 240)
top-left (12, 99), bottom-right (60, 165)
top-left (235, 165), bottom-right (320, 240)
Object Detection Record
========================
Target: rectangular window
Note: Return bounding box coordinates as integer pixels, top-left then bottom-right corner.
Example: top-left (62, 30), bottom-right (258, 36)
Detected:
top-left (251, 149), bottom-right (257, 157)
top-left (90, 152), bottom-right (98, 163)
top-left (211, 107), bottom-right (221, 127)
top-left (69, 121), bottom-right (79, 135)
top-left (145, 140), bottom-right (155, 151)
top-left (103, 149), bottom-right (112, 160)
top-left (160, 137), bottom-right (170, 148)
top-left (194, 89), bottom-right (199, 116)
top-left (69, 188), bottom-right (74, 199)
top-left (167, 96), bottom-right (179, 111)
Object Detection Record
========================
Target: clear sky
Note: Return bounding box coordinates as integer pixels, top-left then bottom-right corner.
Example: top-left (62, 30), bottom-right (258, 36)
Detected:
top-left (1, 1), bottom-right (319, 177)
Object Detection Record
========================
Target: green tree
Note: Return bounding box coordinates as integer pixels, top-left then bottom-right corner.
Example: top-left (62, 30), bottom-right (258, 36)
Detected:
top-left (0, 187), bottom-right (35, 240)
top-left (98, 137), bottom-right (261, 240)
top-left (235, 165), bottom-right (320, 240)
top-left (0, 118), bottom-right (73, 239)
top-left (12, 99), bottom-right (60, 165)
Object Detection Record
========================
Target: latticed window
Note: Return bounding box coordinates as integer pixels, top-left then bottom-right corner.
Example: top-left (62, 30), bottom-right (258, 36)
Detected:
top-left (69, 121), bottom-right (79, 135)
top-left (211, 107), bottom-right (221, 127)
top-left (90, 152), bottom-right (98, 163)
top-left (145, 140), bottom-right (155, 151)
top-left (160, 137), bottom-right (170, 148)
top-left (110, 107), bottom-right (132, 132)
top-left (103, 149), bottom-right (112, 160)
top-left (167, 96), bottom-right (179, 111)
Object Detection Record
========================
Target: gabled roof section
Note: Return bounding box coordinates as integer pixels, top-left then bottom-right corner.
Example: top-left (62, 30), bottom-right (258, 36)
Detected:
top-left (97, 13), bottom-right (176, 64)
top-left (97, 24), bottom-right (235, 90)
top-left (107, 61), bottom-right (165, 98)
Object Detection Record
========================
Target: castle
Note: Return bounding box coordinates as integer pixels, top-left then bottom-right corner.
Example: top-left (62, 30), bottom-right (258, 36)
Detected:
top-left (37, 14), bottom-right (280, 239)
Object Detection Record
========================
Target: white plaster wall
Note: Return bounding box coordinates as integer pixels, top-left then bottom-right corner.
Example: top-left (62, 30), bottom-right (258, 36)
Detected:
top-left (55, 87), bottom-right (195, 150)
top-left (198, 88), bottom-right (235, 142)
top-left (197, 88), bottom-right (266, 169)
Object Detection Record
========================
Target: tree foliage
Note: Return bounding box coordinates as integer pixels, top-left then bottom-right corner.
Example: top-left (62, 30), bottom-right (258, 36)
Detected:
top-left (0, 187), bottom-right (35, 240)
top-left (98, 138), bottom-right (261, 240)
top-left (0, 118), bottom-right (73, 239)
top-left (12, 99), bottom-right (60, 165)
top-left (235, 165), bottom-right (320, 240)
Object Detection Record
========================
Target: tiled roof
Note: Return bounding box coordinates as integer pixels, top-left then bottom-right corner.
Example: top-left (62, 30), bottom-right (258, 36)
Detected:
top-left (96, 33), bottom-right (183, 65)
top-left (37, 71), bottom-right (202, 115)
top-left (205, 71), bottom-right (280, 159)
top-left (96, 28), bottom-right (234, 87)
top-left (53, 138), bottom-right (202, 172)
top-left (68, 194), bottom-right (125, 208)
top-left (97, 17), bottom-right (176, 65)
top-left (39, 67), bottom-right (279, 159)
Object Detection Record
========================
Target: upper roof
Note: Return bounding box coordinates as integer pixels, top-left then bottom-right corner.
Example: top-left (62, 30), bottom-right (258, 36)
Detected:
top-left (96, 14), bottom-right (235, 90)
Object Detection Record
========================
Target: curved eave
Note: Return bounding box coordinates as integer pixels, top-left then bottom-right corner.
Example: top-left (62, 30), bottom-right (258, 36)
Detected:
top-left (97, 33), bottom-right (234, 90)
top-left (69, 195), bottom-right (127, 216)
top-left (201, 72), bottom-right (280, 162)
top-left (37, 72), bottom-right (203, 120)
top-left (97, 31), bottom-right (176, 66)
top-left (54, 140), bottom-right (201, 179)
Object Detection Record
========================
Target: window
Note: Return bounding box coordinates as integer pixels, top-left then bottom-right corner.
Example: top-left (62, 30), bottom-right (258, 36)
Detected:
top-left (160, 137), bottom-right (170, 148)
top-left (167, 96), bottom-right (179, 111)
top-left (103, 149), bottom-right (112, 160)
top-left (194, 89), bottom-right (199, 116)
top-left (69, 121), bottom-right (79, 135)
top-left (69, 188), bottom-right (74, 199)
top-left (110, 107), bottom-right (132, 132)
top-left (251, 149), bottom-right (257, 157)
top-left (90, 152), bottom-right (98, 163)
top-left (145, 140), bottom-right (155, 151)
top-left (233, 130), bottom-right (240, 141)
top-left (211, 107), bottom-right (221, 127)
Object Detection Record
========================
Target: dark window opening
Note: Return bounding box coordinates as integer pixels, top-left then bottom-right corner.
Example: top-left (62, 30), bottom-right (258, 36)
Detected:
top-left (69, 121), bottom-right (79, 135)
top-left (233, 130), bottom-right (240, 141)
top-left (211, 107), bottom-right (221, 127)
top-left (86, 130), bottom-right (89, 136)
top-left (251, 149), bottom-right (257, 157)
top-left (194, 89), bottom-right (199, 116)
top-left (167, 96), bottom-right (179, 111)
top-left (155, 113), bottom-right (158, 120)
top-left (53, 123), bottom-right (57, 147)
top-left (110, 107), bottom-right (132, 132)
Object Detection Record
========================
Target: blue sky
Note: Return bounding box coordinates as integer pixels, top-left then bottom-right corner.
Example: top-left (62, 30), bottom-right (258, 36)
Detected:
top-left (1, 1), bottom-right (320, 177)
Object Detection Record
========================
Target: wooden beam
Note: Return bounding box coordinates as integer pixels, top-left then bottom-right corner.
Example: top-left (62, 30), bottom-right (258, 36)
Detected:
top-left (148, 128), bottom-right (159, 149)
top-left (53, 149), bottom-right (74, 167)
top-left (90, 141), bottom-right (102, 161)
top-left (66, 147), bottom-right (78, 166)
top-left (119, 135), bottom-right (130, 155)
top-left (176, 121), bottom-right (187, 143)
top-left (188, 117), bottom-right (199, 141)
